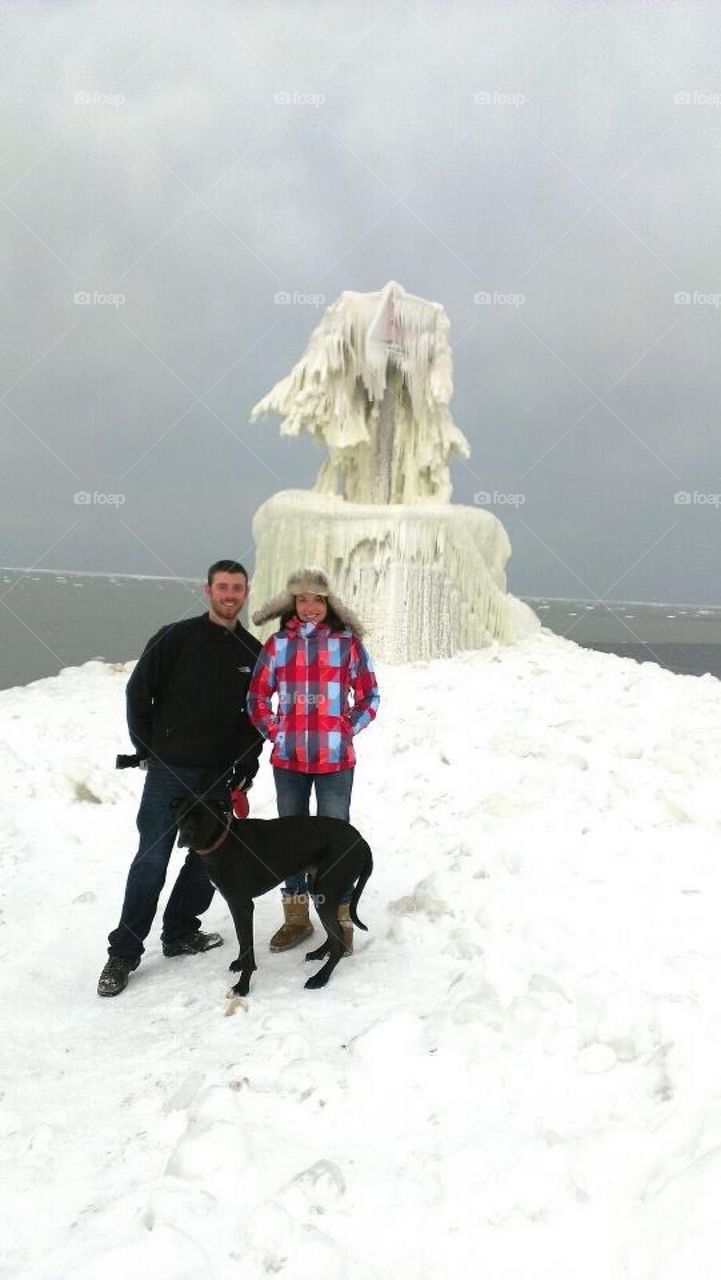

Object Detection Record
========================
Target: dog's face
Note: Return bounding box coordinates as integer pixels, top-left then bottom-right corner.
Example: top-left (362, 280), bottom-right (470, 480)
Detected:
top-left (171, 794), bottom-right (229, 849)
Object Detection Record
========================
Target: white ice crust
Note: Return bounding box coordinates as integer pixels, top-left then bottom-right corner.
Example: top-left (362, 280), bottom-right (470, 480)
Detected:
top-left (250, 490), bottom-right (516, 662)
top-left (4, 639), bottom-right (721, 1279)
top-left (251, 281), bottom-right (470, 504)
top-left (249, 282), bottom-right (516, 661)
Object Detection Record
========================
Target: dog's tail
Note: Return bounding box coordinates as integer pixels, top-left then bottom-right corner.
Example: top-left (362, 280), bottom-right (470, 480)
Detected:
top-left (349, 841), bottom-right (373, 931)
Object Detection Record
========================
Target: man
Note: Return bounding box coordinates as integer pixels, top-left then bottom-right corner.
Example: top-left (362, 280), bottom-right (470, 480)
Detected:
top-left (97, 560), bottom-right (263, 997)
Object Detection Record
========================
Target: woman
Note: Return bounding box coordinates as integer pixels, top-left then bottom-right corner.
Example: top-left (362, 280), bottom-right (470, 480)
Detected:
top-left (247, 568), bottom-right (380, 954)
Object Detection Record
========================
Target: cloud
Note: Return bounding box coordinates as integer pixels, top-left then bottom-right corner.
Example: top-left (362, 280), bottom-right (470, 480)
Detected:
top-left (0, 0), bottom-right (719, 603)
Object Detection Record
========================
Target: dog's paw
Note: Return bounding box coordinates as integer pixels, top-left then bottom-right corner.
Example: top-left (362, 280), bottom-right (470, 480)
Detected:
top-left (229, 976), bottom-right (251, 998)
top-left (228, 957), bottom-right (243, 972)
top-left (305, 944), bottom-right (330, 963)
top-left (304, 970), bottom-right (330, 990)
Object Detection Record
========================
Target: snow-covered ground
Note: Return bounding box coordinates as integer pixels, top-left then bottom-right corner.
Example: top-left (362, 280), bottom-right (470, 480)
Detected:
top-left (3, 628), bottom-right (721, 1279)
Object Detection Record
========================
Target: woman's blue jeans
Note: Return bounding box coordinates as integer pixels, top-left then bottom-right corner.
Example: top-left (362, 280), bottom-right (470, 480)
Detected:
top-left (273, 766), bottom-right (354, 902)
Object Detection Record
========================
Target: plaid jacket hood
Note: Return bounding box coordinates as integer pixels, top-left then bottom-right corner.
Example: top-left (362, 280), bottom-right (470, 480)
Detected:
top-left (247, 617), bottom-right (380, 774)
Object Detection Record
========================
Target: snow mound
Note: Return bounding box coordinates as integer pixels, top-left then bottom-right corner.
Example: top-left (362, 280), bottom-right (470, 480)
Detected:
top-left (2, 632), bottom-right (721, 1278)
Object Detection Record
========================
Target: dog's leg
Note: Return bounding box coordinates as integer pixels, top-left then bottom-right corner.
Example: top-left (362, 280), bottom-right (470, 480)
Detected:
top-left (226, 899), bottom-right (257, 997)
top-left (304, 898), bottom-right (345, 990)
top-left (305, 939), bottom-right (331, 962)
top-left (303, 872), bottom-right (331, 962)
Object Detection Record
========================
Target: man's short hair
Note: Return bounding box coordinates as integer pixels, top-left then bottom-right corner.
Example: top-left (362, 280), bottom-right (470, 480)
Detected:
top-left (207, 560), bottom-right (249, 586)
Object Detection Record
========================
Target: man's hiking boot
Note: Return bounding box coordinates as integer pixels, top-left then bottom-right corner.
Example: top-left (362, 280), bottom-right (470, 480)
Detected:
top-left (162, 930), bottom-right (224, 958)
top-left (97, 955), bottom-right (140, 997)
top-left (269, 894), bottom-right (314, 952)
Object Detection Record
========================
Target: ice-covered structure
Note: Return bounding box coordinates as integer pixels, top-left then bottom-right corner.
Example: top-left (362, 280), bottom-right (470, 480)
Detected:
top-left (250, 281), bottom-right (518, 662)
top-left (251, 280), bottom-right (470, 504)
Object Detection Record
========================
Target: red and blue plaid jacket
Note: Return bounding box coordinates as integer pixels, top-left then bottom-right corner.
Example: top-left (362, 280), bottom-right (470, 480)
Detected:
top-left (247, 617), bottom-right (380, 773)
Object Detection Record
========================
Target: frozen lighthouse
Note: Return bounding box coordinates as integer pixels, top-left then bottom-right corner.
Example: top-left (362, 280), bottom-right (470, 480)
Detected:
top-left (249, 281), bottom-right (519, 662)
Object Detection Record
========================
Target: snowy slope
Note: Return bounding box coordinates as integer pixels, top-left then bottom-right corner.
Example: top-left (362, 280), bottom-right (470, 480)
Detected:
top-left (3, 633), bottom-right (721, 1279)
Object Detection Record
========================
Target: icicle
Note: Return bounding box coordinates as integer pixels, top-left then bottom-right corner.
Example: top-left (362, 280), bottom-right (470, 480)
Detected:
top-left (250, 491), bottom-right (515, 663)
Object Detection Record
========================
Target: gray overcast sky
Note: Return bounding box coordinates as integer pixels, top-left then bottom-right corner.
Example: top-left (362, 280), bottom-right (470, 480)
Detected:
top-left (2, 0), bottom-right (720, 604)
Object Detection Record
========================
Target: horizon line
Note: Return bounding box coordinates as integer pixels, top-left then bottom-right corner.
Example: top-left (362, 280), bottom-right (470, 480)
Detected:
top-left (1, 567), bottom-right (718, 612)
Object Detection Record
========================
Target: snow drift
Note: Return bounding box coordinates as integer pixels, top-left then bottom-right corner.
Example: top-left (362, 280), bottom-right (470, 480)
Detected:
top-left (3, 633), bottom-right (721, 1278)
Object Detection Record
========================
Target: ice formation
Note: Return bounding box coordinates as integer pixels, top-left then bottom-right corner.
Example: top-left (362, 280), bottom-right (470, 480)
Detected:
top-left (250, 281), bottom-right (517, 662)
top-left (251, 281), bottom-right (470, 505)
top-left (251, 490), bottom-right (515, 662)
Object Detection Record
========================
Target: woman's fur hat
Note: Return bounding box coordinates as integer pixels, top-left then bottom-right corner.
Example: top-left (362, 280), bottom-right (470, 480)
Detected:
top-left (252, 567), bottom-right (365, 637)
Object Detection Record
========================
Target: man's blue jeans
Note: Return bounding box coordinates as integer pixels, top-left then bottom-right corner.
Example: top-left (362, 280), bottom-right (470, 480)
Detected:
top-left (274, 766), bottom-right (354, 902)
top-left (107, 761), bottom-right (231, 961)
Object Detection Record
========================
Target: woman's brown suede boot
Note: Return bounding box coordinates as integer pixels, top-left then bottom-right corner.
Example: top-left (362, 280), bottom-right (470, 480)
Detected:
top-left (338, 903), bottom-right (353, 955)
top-left (269, 894), bottom-right (314, 952)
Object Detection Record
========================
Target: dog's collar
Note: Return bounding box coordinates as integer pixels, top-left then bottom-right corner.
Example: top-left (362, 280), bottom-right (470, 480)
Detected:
top-left (194, 813), bottom-right (234, 856)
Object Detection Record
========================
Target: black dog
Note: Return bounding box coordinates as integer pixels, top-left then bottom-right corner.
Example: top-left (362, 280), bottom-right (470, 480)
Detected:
top-left (170, 794), bottom-right (373, 996)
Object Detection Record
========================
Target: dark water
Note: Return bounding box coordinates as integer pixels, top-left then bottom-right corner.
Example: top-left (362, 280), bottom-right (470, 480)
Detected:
top-left (527, 597), bottom-right (721, 679)
top-left (1, 571), bottom-right (719, 690)
top-left (0, 569), bottom-right (207, 690)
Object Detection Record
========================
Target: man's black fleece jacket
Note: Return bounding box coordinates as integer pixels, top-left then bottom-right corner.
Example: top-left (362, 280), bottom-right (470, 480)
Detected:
top-left (126, 614), bottom-right (263, 779)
